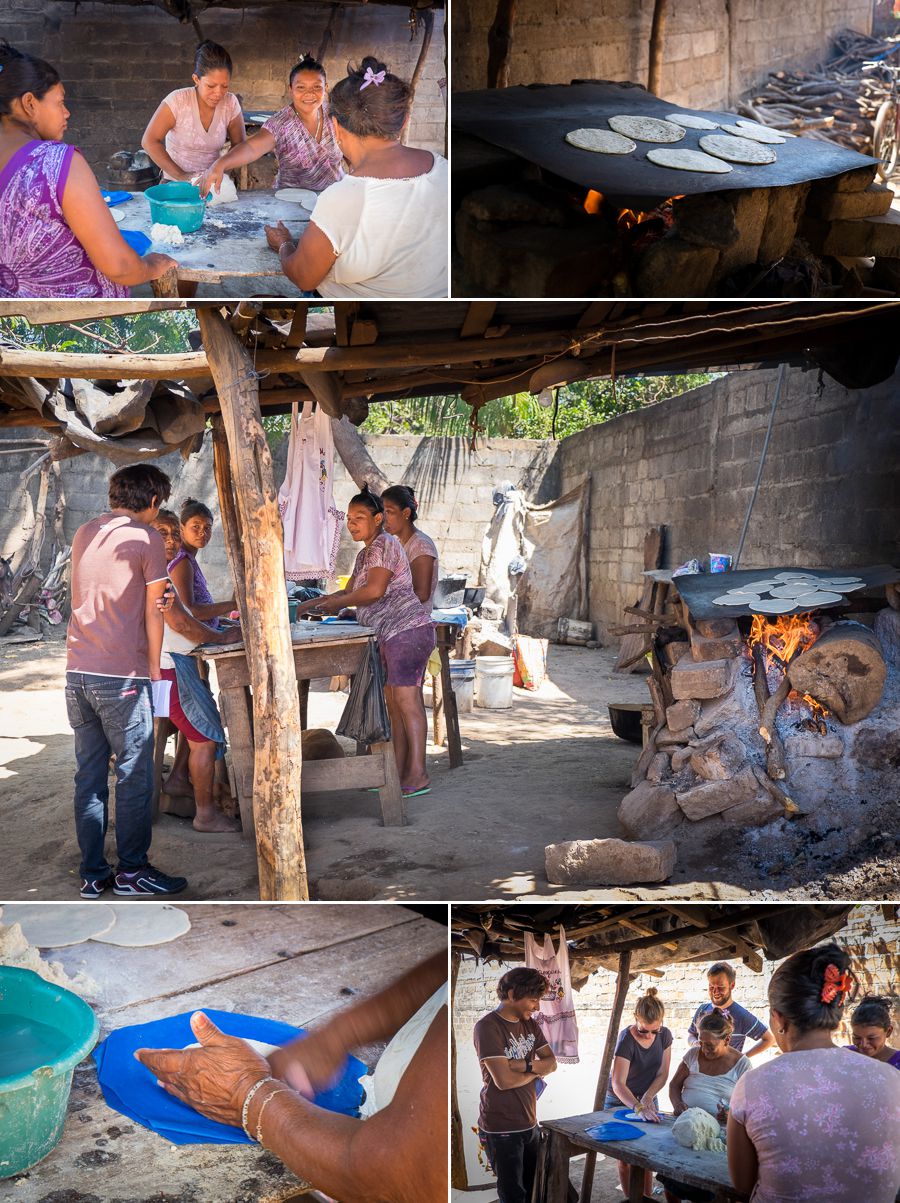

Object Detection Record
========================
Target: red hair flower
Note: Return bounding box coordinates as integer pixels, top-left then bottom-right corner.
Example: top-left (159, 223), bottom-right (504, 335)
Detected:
top-left (821, 964), bottom-right (853, 1004)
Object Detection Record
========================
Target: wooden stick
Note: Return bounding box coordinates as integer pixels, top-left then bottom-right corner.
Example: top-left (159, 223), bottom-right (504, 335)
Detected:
top-left (631, 721), bottom-right (663, 788)
top-left (752, 765), bottom-right (800, 817)
top-left (487, 0), bottom-right (518, 88)
top-left (759, 676), bottom-right (791, 780)
top-left (578, 950), bottom-right (633, 1203)
top-left (0, 347), bottom-right (209, 379)
top-left (647, 0), bottom-right (670, 96)
top-left (198, 308), bottom-right (308, 902)
top-left (403, 7), bottom-right (435, 144)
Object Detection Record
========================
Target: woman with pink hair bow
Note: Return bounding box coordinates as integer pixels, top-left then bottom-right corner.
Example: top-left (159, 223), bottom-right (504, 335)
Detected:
top-left (264, 56), bottom-right (447, 299)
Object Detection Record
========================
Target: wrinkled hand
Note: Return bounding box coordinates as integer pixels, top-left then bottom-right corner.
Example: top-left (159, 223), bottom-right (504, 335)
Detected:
top-left (265, 221), bottom-right (294, 252)
top-left (135, 1011), bottom-right (270, 1128)
top-left (639, 1094), bottom-right (660, 1122)
top-left (144, 252), bottom-right (179, 279)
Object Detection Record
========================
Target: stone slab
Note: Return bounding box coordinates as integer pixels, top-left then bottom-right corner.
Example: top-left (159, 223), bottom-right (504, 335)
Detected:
top-left (675, 766), bottom-right (758, 820)
top-left (545, 837), bottom-right (676, 886)
top-left (646, 751), bottom-right (672, 783)
top-left (822, 207), bottom-right (900, 258)
top-left (690, 731), bottom-right (746, 780)
top-left (723, 792), bottom-right (783, 826)
top-left (618, 781), bottom-right (683, 840)
top-left (633, 237), bottom-right (720, 298)
top-left (670, 654), bottom-right (735, 700)
top-left (666, 699), bottom-right (701, 730)
top-left (785, 733), bottom-right (844, 759)
top-left (690, 629), bottom-right (743, 662)
top-left (759, 181), bottom-right (810, 261)
top-left (809, 182), bottom-right (894, 221)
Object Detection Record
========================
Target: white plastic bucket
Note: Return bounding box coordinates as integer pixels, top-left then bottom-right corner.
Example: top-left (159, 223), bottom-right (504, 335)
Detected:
top-left (449, 659), bottom-right (476, 713)
top-left (475, 656), bottom-right (515, 709)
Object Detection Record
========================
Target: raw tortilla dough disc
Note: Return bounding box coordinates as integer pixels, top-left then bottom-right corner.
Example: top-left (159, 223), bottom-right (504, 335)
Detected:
top-left (608, 115), bottom-right (686, 143)
top-left (664, 113), bottom-right (719, 130)
top-left (738, 118), bottom-right (796, 138)
top-left (91, 904), bottom-right (191, 947)
top-left (791, 590), bottom-right (844, 607)
top-left (753, 598), bottom-right (801, 614)
top-left (739, 579), bottom-right (780, 590)
top-left (769, 583), bottom-right (821, 597)
top-left (183, 1037), bottom-right (277, 1058)
top-left (713, 593), bottom-right (748, 605)
top-left (0, 904), bottom-right (116, 948)
top-left (718, 122), bottom-right (786, 145)
top-left (565, 128), bottom-right (636, 154)
top-left (275, 187), bottom-right (318, 209)
top-left (110, 208), bottom-right (125, 223)
top-left (646, 147), bottom-right (732, 173)
top-left (699, 134), bottom-right (778, 164)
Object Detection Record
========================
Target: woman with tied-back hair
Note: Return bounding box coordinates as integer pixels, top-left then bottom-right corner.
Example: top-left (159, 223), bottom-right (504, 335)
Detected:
top-left (727, 942), bottom-right (900, 1203)
top-left (294, 484), bottom-right (435, 797)
top-left (607, 987), bottom-right (673, 1199)
top-left (264, 56), bottom-right (448, 298)
top-left (381, 485), bottom-right (439, 608)
top-left (142, 40), bottom-right (246, 183)
top-left (849, 995), bottom-right (900, 1069)
top-left (198, 53), bottom-right (341, 200)
top-left (0, 40), bottom-right (176, 297)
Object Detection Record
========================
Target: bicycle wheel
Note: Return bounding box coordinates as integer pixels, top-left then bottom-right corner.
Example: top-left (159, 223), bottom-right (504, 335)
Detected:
top-left (873, 99), bottom-right (900, 181)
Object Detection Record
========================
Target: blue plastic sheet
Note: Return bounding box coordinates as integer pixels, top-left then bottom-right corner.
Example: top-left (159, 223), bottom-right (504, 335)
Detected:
top-left (94, 1008), bottom-right (367, 1145)
top-left (614, 1107), bottom-right (654, 1123)
top-left (120, 229), bottom-right (152, 256)
top-left (585, 1121), bottom-right (645, 1142)
top-left (102, 190), bottom-right (133, 206)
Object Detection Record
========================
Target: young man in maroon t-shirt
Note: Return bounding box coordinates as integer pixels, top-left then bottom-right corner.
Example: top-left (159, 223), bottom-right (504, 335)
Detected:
top-left (473, 967), bottom-right (557, 1203)
top-left (66, 463), bottom-right (187, 898)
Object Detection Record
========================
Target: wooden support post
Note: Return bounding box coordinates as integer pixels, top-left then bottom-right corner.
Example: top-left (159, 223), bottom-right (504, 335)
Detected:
top-left (487, 0), bottom-right (518, 88)
top-left (450, 950), bottom-right (468, 1190)
top-left (152, 267), bottom-right (180, 298)
top-left (578, 950), bottom-right (633, 1203)
top-left (647, 0), bottom-right (670, 96)
top-left (198, 308), bottom-right (308, 901)
top-left (403, 7), bottom-right (435, 144)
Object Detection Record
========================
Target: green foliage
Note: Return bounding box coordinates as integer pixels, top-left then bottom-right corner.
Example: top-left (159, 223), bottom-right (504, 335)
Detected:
top-left (0, 311), bottom-right (199, 354)
top-left (361, 373), bottom-right (722, 440)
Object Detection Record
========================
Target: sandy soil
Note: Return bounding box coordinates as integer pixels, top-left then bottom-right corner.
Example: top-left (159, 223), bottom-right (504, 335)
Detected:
top-left (1, 629), bottom-right (896, 902)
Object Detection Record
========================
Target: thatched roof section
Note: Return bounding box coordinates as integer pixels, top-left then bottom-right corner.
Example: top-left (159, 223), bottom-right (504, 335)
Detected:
top-left (452, 903), bottom-right (855, 985)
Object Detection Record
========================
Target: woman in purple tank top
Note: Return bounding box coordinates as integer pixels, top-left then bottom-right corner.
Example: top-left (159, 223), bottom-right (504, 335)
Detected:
top-left (167, 498), bottom-right (236, 632)
top-left (849, 995), bottom-right (900, 1070)
top-left (0, 41), bottom-right (176, 297)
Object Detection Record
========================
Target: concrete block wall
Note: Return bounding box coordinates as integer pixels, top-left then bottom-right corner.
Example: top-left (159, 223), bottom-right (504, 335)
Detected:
top-left (453, 905), bottom-right (899, 1183)
top-left (558, 364), bottom-right (900, 640)
top-left (0, 431), bottom-right (559, 602)
top-left (451, 0), bottom-right (871, 110)
top-left (1, 1), bottom-right (446, 171)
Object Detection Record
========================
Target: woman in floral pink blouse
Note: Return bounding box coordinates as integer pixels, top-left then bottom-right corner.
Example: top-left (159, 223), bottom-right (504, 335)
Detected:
top-left (727, 942), bottom-right (900, 1203)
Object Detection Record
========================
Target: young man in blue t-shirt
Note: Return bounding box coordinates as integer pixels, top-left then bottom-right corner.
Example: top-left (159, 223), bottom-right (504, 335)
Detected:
top-left (688, 961), bottom-right (775, 1057)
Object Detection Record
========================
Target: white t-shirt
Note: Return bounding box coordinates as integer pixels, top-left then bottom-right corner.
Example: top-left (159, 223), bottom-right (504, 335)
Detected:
top-left (680, 1046), bottom-right (751, 1115)
top-left (312, 155), bottom-right (448, 298)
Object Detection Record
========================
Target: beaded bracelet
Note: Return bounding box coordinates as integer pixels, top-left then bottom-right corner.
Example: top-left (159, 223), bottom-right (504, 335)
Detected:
top-left (241, 1076), bottom-right (277, 1138)
top-left (255, 1086), bottom-right (293, 1144)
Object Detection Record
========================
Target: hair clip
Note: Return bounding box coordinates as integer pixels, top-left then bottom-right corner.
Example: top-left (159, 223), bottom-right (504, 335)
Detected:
top-left (821, 964), bottom-right (853, 1004)
top-left (359, 66), bottom-right (386, 91)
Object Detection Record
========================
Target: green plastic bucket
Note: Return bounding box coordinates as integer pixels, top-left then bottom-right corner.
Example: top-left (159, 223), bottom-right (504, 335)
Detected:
top-left (0, 967), bottom-right (99, 1177)
top-left (144, 181), bottom-right (207, 233)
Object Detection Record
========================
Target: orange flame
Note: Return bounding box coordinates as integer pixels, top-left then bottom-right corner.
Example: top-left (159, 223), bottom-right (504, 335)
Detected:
top-left (618, 206), bottom-right (655, 233)
top-left (747, 612), bottom-right (829, 722)
top-left (584, 189), bottom-right (604, 214)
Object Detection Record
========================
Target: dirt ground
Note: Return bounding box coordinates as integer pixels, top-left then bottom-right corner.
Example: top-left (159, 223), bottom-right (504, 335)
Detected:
top-left (1, 628), bottom-right (897, 902)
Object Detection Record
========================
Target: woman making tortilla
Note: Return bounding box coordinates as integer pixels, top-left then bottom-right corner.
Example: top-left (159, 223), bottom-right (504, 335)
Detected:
top-left (295, 484), bottom-right (435, 798)
top-left (198, 54), bottom-right (341, 199)
top-left (264, 56), bottom-right (448, 298)
top-left (0, 41), bottom-right (175, 297)
top-left (142, 40), bottom-right (246, 184)
top-left (136, 950), bottom-right (447, 1203)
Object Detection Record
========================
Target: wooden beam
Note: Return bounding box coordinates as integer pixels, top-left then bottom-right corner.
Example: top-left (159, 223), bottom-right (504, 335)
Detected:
top-left (331, 417), bottom-right (390, 493)
top-left (579, 950), bottom-right (632, 1203)
top-left (296, 368), bottom-right (345, 419)
top-left (647, 0), bottom-right (670, 96)
top-left (589, 904), bottom-right (795, 955)
top-left (403, 5), bottom-right (435, 144)
top-left (197, 307), bottom-right (308, 902)
top-left (460, 302), bottom-right (497, 338)
top-left (0, 348), bottom-right (209, 379)
top-left (0, 301), bottom-right (191, 323)
top-left (487, 0), bottom-right (518, 88)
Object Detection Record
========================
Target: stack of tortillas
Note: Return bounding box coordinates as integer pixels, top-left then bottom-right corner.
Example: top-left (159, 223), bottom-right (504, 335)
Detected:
top-left (712, 571), bottom-right (864, 614)
top-left (0, 904), bottom-right (191, 948)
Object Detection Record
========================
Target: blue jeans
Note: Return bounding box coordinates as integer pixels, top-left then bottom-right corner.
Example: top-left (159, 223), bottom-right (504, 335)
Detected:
top-left (65, 672), bottom-right (155, 877)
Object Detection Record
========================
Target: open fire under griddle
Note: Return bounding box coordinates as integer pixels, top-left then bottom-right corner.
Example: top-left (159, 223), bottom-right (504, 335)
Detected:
top-left (453, 81), bottom-right (880, 205)
top-left (672, 564), bottom-right (899, 621)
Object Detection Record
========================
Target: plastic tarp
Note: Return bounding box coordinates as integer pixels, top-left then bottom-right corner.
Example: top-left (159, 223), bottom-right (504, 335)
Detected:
top-left (94, 1008), bottom-right (367, 1146)
top-left (479, 479), bottom-right (589, 640)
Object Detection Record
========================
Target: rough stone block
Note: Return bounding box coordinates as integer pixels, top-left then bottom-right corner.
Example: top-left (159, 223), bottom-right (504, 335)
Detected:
top-left (690, 731), bottom-right (746, 780)
top-left (724, 793), bottom-right (783, 826)
top-left (716, 188), bottom-right (769, 276)
top-left (874, 606), bottom-right (900, 670)
top-left (666, 699), bottom-right (701, 731)
top-left (658, 726), bottom-right (693, 747)
top-left (661, 640), bottom-right (691, 668)
top-left (633, 237), bottom-right (720, 297)
top-left (646, 751), bottom-right (672, 784)
top-left (461, 184), bottom-right (568, 227)
top-left (822, 208), bottom-right (900, 259)
top-left (673, 193), bottom-right (738, 249)
top-left (828, 165), bottom-right (880, 192)
top-left (785, 733), bottom-right (844, 760)
top-left (809, 182), bottom-right (894, 221)
top-left (618, 781), bottom-right (683, 839)
top-left (690, 628), bottom-right (743, 662)
top-left (545, 837), bottom-right (676, 886)
top-left (676, 766), bottom-right (758, 820)
top-left (693, 617), bottom-right (740, 638)
top-left (670, 654), bottom-right (735, 700)
top-left (759, 181), bottom-right (810, 262)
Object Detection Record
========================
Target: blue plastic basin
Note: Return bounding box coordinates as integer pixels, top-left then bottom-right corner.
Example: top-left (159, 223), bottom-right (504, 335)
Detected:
top-left (144, 181), bottom-right (207, 233)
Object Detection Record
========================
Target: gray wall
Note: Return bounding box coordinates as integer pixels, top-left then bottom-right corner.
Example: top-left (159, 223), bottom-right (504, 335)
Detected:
top-left (451, 0), bottom-right (871, 109)
top-left (2, 0), bottom-right (446, 170)
top-left (559, 365), bottom-right (900, 638)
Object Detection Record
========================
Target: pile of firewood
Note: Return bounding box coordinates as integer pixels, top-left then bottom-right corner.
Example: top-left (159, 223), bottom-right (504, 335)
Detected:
top-left (738, 29), bottom-right (900, 152)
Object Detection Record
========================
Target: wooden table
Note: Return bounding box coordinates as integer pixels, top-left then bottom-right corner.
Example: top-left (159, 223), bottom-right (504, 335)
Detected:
top-left (196, 625), bottom-right (405, 830)
top-left (9, 904), bottom-right (446, 1203)
top-left (537, 1110), bottom-right (747, 1203)
top-left (430, 621), bottom-right (463, 769)
top-left (111, 188), bottom-right (311, 293)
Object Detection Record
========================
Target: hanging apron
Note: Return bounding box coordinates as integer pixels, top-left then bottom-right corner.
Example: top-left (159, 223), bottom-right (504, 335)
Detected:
top-left (278, 400), bottom-right (344, 580)
top-left (524, 925), bottom-right (580, 1064)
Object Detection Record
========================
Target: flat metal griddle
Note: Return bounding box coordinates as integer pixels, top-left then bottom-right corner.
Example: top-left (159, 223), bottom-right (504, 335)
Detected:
top-left (672, 564), bottom-right (899, 622)
top-left (453, 82), bottom-right (879, 204)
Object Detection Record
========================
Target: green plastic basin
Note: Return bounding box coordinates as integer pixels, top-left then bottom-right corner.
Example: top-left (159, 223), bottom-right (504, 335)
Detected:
top-left (0, 967), bottom-right (99, 1178)
top-left (144, 181), bottom-right (207, 233)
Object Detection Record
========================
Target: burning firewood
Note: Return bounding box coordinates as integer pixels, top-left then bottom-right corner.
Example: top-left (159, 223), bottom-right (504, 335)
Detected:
top-left (750, 642), bottom-right (789, 780)
top-left (751, 765), bottom-right (800, 818)
top-left (787, 622), bottom-right (887, 724)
